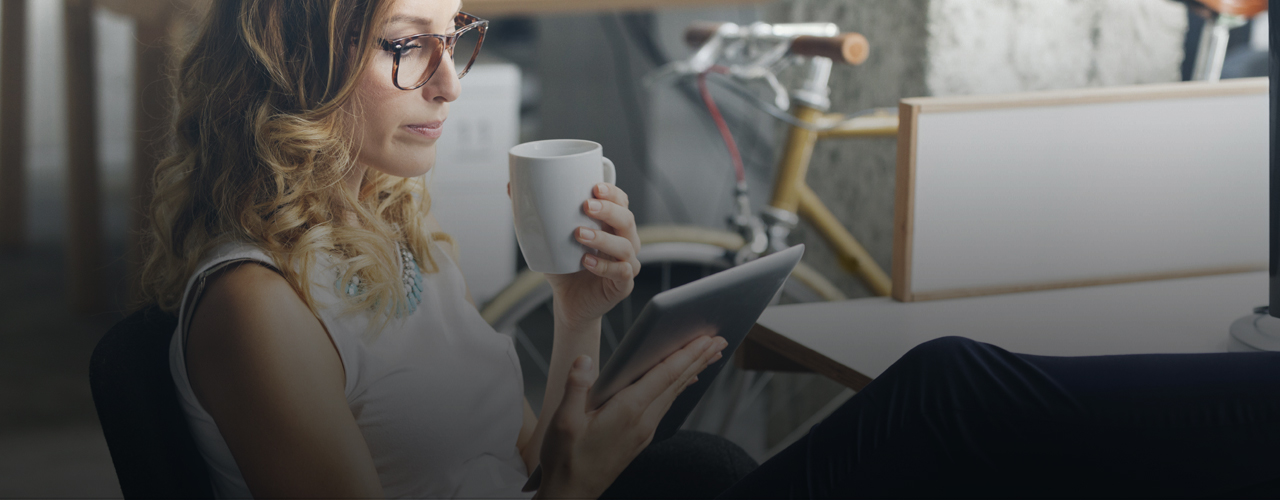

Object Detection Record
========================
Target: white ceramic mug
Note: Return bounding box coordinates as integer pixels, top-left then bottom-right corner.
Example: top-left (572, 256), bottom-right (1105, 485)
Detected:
top-left (509, 139), bottom-right (617, 274)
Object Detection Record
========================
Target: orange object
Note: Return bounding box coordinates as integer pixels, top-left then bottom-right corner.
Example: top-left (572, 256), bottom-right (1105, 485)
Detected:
top-left (1197, 0), bottom-right (1268, 18)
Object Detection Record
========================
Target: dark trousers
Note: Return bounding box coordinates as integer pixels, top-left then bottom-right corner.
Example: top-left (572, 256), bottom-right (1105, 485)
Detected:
top-left (609, 336), bottom-right (1280, 498)
top-left (714, 336), bottom-right (1280, 498)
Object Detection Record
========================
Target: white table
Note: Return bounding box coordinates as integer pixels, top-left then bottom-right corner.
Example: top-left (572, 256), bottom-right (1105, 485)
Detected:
top-left (747, 271), bottom-right (1269, 390)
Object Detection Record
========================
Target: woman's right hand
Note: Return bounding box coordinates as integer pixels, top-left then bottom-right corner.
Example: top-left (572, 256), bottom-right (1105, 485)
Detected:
top-left (535, 334), bottom-right (728, 499)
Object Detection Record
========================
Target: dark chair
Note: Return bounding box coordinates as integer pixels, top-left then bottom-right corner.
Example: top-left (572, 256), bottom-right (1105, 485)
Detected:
top-left (90, 305), bottom-right (213, 499)
top-left (88, 306), bottom-right (755, 499)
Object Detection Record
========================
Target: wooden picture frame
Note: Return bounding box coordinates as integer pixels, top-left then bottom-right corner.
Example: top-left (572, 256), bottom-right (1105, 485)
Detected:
top-left (893, 78), bottom-right (1269, 302)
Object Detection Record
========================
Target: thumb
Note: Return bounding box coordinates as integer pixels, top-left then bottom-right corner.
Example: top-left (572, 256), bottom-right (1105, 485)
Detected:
top-left (560, 355), bottom-right (595, 415)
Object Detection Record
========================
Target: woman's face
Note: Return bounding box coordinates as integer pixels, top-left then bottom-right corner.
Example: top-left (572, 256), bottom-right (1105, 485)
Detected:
top-left (349, 0), bottom-right (463, 180)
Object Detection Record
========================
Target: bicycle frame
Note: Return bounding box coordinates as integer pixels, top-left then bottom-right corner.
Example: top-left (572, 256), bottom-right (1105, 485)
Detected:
top-left (762, 59), bottom-right (896, 296)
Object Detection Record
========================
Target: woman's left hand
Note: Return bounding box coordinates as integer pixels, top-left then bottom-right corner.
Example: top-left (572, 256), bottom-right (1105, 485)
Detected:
top-left (545, 182), bottom-right (641, 328)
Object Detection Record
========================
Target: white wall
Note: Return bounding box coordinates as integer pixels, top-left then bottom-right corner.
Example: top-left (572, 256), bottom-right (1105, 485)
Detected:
top-left (429, 62), bottom-right (521, 304)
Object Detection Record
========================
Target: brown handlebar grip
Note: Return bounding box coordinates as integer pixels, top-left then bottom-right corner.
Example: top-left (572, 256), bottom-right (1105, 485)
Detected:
top-left (684, 22), bottom-right (726, 48)
top-left (790, 33), bottom-right (869, 64)
top-left (1196, 0), bottom-right (1267, 18)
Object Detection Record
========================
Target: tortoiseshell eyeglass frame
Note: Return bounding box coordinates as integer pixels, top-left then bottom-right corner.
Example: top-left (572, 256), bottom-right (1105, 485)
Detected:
top-left (378, 11), bottom-right (488, 91)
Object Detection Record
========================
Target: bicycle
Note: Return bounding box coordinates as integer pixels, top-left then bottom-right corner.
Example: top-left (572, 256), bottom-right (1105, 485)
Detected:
top-left (482, 20), bottom-right (898, 445)
top-left (1183, 0), bottom-right (1268, 81)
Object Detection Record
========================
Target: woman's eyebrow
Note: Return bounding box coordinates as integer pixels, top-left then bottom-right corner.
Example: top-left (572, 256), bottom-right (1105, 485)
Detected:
top-left (383, 14), bottom-right (433, 29)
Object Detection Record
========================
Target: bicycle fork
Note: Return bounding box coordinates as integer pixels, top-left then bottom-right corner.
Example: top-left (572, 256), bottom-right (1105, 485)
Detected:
top-left (761, 58), bottom-right (893, 296)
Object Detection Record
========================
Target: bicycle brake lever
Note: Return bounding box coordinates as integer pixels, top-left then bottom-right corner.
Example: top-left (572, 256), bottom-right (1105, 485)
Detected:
top-left (764, 73), bottom-right (790, 111)
top-left (641, 62), bottom-right (687, 88)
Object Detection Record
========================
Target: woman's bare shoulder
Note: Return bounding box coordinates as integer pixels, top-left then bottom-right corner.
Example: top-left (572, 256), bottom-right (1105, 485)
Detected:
top-left (189, 262), bottom-right (324, 346)
top-left (184, 262), bottom-right (381, 497)
top-left (186, 261), bottom-right (343, 394)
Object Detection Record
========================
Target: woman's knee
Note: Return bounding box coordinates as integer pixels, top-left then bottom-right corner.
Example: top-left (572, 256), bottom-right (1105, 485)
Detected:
top-left (898, 336), bottom-right (982, 369)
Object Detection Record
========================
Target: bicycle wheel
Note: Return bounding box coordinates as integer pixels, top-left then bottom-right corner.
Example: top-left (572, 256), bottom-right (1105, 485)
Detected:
top-left (479, 225), bottom-right (844, 435)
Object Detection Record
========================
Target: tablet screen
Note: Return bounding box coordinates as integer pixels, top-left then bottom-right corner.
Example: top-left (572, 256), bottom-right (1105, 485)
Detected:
top-left (587, 245), bottom-right (804, 442)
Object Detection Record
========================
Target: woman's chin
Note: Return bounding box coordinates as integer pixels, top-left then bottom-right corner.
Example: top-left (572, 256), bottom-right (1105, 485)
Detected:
top-left (400, 163), bottom-right (434, 178)
top-left (393, 149), bottom-right (437, 178)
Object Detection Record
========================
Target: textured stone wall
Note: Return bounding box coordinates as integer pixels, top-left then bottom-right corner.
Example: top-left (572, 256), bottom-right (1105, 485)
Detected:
top-left (926, 0), bottom-right (1187, 96)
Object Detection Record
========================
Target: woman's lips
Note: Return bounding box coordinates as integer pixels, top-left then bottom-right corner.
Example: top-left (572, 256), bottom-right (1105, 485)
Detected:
top-left (405, 121), bottom-right (443, 139)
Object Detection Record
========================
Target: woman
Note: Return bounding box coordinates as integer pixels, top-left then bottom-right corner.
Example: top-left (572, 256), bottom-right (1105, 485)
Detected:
top-left (138, 0), bottom-right (725, 497)
top-left (137, 0), bottom-right (1280, 498)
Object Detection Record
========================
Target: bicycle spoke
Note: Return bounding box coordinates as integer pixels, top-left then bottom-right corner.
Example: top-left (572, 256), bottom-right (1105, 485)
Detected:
top-left (514, 326), bottom-right (550, 376)
top-left (727, 371), bottom-right (774, 431)
top-left (716, 368), bottom-right (751, 436)
top-left (766, 373), bottom-right (821, 423)
top-left (685, 358), bottom-right (737, 432)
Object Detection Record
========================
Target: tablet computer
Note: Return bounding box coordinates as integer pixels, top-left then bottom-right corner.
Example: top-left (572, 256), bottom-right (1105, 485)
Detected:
top-left (588, 244), bottom-right (805, 442)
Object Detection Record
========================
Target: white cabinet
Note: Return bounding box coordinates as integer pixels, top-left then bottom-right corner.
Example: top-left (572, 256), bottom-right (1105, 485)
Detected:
top-left (429, 62), bottom-right (521, 304)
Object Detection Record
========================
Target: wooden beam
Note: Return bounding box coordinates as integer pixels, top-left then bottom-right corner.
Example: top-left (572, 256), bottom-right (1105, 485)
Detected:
top-left (97, 0), bottom-right (765, 19)
top-left (0, 0), bottom-right (26, 253)
top-left (64, 0), bottom-right (106, 315)
top-left (465, 0), bottom-right (770, 16)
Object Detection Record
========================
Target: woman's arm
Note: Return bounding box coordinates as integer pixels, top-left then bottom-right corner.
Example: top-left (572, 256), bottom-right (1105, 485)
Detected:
top-left (516, 182), bottom-right (646, 479)
top-left (535, 337), bottom-right (726, 499)
top-left (517, 398), bottom-right (539, 472)
top-left (186, 262), bottom-right (385, 499)
top-left (522, 314), bottom-right (602, 474)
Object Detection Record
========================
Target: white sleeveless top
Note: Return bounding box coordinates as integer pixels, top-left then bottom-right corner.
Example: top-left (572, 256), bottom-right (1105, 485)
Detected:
top-left (168, 240), bottom-right (532, 499)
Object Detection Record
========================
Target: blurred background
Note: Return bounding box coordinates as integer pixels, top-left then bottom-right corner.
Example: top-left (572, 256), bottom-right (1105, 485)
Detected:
top-left (0, 0), bottom-right (1268, 496)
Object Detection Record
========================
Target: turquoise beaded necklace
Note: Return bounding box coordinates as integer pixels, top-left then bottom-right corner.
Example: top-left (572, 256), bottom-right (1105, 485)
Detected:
top-left (396, 242), bottom-right (425, 317)
top-left (334, 242), bottom-right (424, 318)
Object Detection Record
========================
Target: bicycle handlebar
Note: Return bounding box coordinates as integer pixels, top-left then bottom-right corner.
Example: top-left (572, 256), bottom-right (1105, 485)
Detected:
top-left (684, 22), bottom-right (870, 65)
top-left (1193, 0), bottom-right (1267, 18)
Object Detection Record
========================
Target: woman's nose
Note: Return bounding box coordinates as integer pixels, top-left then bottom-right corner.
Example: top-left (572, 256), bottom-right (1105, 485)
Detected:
top-left (424, 54), bottom-right (461, 103)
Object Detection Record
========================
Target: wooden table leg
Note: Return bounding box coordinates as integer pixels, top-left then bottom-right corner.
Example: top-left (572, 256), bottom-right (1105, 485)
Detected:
top-left (0, 0), bottom-right (27, 254)
top-left (739, 323), bottom-right (873, 391)
top-left (127, 11), bottom-right (173, 304)
top-left (64, 0), bottom-right (105, 315)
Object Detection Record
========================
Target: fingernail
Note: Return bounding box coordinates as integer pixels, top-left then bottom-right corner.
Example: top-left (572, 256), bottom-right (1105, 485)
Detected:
top-left (597, 183), bottom-right (609, 195)
top-left (574, 355), bottom-right (592, 370)
top-left (588, 200), bottom-right (602, 212)
top-left (583, 254), bottom-right (598, 268)
top-left (717, 338), bottom-right (729, 350)
top-left (578, 228), bottom-right (595, 240)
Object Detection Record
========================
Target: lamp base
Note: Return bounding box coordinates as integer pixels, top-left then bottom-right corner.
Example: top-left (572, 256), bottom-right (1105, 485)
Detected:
top-left (1229, 306), bottom-right (1280, 352)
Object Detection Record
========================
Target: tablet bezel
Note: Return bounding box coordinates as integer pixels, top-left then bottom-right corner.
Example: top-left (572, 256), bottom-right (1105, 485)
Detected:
top-left (586, 244), bottom-right (806, 442)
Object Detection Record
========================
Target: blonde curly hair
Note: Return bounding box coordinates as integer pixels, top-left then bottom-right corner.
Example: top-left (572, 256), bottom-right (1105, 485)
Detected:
top-left (134, 0), bottom-right (452, 333)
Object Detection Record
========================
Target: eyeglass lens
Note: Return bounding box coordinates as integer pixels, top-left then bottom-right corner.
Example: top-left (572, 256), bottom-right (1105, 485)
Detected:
top-left (395, 26), bottom-right (483, 89)
top-left (452, 26), bottom-right (482, 77)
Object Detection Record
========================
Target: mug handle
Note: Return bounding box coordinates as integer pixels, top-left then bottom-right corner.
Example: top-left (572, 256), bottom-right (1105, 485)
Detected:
top-left (602, 157), bottom-right (616, 184)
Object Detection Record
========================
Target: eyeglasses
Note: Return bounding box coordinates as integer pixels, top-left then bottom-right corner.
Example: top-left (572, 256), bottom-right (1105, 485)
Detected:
top-left (378, 11), bottom-right (488, 90)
